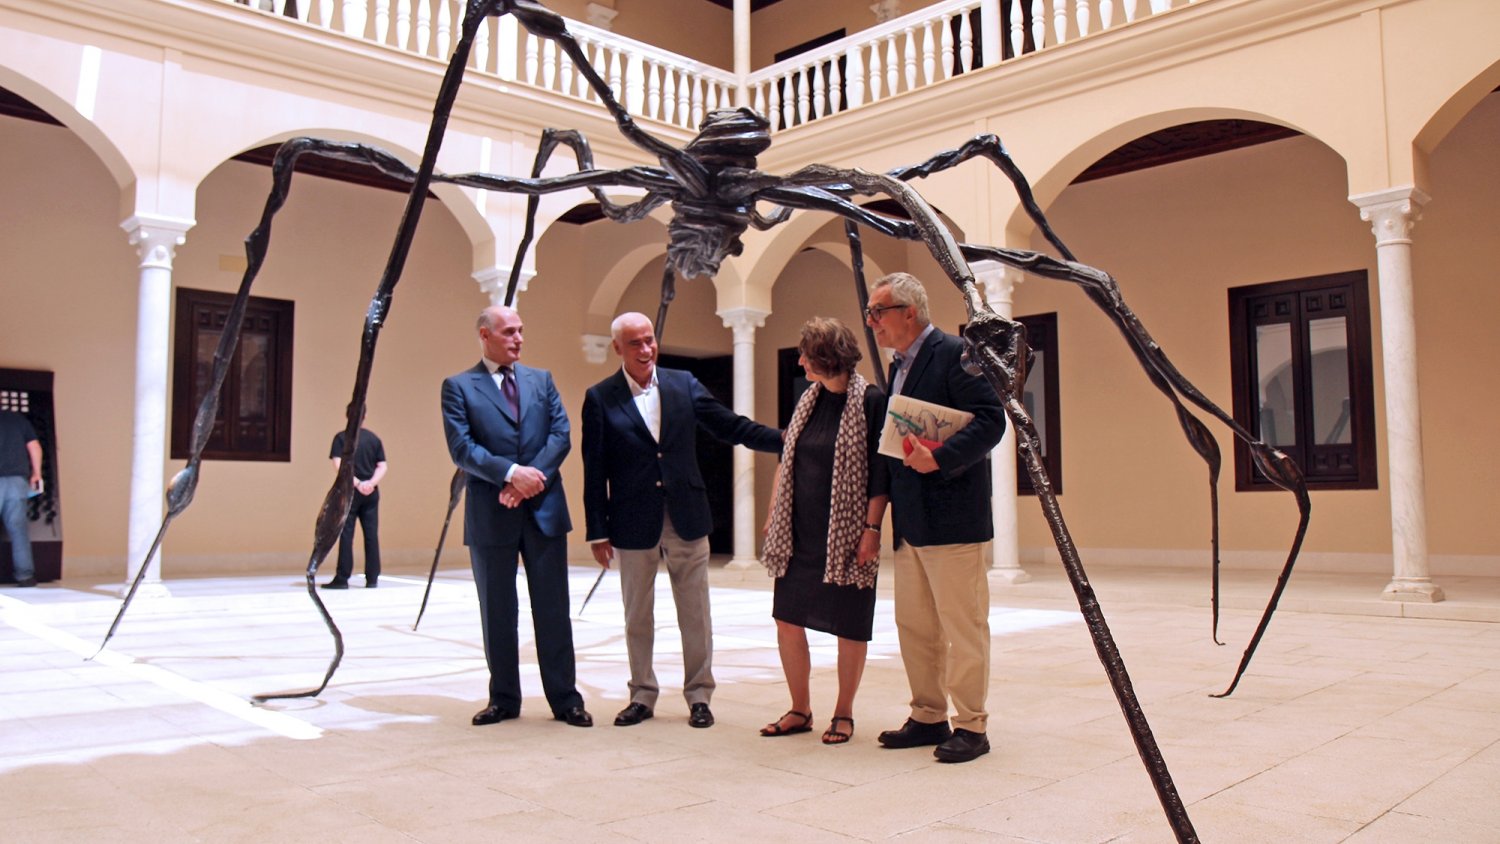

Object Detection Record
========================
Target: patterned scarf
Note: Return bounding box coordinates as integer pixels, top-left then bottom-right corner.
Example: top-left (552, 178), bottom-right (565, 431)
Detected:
top-left (761, 372), bottom-right (875, 589)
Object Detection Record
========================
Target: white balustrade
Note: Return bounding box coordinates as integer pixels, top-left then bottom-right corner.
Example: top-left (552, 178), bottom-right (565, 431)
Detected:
top-left (373, 0), bottom-right (389, 44)
top-left (226, 0), bottom-right (1192, 135)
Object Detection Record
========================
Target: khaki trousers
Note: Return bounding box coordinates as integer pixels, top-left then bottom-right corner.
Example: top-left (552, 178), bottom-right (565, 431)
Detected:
top-left (894, 542), bottom-right (991, 733)
top-left (616, 513), bottom-right (715, 708)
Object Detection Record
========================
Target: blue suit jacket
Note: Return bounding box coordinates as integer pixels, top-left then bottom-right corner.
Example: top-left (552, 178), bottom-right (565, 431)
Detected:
top-left (441, 361), bottom-right (572, 544)
top-left (884, 327), bottom-right (1006, 548)
top-left (582, 367), bottom-right (781, 549)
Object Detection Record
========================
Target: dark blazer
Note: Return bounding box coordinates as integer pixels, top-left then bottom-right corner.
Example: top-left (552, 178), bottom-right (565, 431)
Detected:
top-left (441, 362), bottom-right (572, 543)
top-left (582, 367), bottom-right (781, 549)
top-left (884, 327), bottom-right (1006, 548)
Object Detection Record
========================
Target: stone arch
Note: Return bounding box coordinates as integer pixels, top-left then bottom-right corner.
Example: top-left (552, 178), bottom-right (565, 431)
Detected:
top-left (1414, 57), bottom-right (1500, 161)
top-left (1014, 107), bottom-right (1330, 238)
top-left (0, 69), bottom-right (135, 200)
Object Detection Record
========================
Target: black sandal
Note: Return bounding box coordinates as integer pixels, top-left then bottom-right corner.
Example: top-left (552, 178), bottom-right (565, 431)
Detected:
top-left (822, 716), bottom-right (854, 745)
top-left (760, 710), bottom-right (813, 736)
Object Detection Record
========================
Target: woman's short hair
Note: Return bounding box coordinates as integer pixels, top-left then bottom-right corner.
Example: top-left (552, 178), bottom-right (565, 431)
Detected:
top-left (799, 316), bottom-right (862, 377)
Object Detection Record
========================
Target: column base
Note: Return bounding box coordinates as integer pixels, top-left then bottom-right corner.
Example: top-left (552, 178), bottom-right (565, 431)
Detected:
top-left (1381, 577), bottom-right (1445, 603)
top-left (115, 581), bottom-right (172, 600)
top-left (724, 556), bottom-right (761, 572)
top-left (988, 566), bottom-right (1031, 585)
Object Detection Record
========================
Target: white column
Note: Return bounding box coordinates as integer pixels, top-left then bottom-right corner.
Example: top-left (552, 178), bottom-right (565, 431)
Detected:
top-left (974, 261), bottom-right (1029, 584)
top-left (718, 306), bottom-right (769, 571)
top-left (1350, 187), bottom-right (1443, 603)
top-left (121, 214), bottom-right (193, 595)
top-left (733, 0), bottom-right (750, 108)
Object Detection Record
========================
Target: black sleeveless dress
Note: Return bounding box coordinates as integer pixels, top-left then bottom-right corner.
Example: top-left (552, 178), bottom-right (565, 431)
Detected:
top-left (771, 387), bottom-right (887, 641)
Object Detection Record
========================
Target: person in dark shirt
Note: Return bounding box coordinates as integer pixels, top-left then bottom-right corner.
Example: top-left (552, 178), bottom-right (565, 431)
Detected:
top-left (0, 410), bottom-right (42, 588)
top-left (324, 424), bottom-right (387, 589)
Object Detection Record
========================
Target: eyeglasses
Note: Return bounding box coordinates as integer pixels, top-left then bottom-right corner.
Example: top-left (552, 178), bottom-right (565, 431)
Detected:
top-left (864, 303), bottom-right (909, 322)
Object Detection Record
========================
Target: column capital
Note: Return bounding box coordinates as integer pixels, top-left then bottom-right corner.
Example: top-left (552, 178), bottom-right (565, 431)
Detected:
top-left (581, 333), bottom-right (610, 365)
top-left (474, 266), bottom-right (534, 306)
top-left (972, 259), bottom-right (1024, 315)
top-left (870, 0), bottom-right (903, 23)
top-left (585, 2), bottom-right (618, 30)
top-left (719, 306), bottom-right (769, 340)
top-left (1350, 186), bottom-right (1430, 246)
top-left (121, 214), bottom-right (194, 269)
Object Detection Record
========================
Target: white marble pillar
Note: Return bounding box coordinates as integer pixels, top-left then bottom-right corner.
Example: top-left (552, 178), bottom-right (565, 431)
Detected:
top-left (1350, 187), bottom-right (1443, 602)
top-left (121, 214), bottom-right (193, 595)
top-left (733, 0), bottom-right (750, 108)
top-left (719, 306), bottom-right (769, 570)
top-left (974, 261), bottom-right (1029, 584)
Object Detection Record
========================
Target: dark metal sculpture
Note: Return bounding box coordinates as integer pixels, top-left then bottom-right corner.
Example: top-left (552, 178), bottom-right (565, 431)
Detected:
top-left (94, 2), bottom-right (1317, 838)
top-left (412, 467), bottom-right (467, 631)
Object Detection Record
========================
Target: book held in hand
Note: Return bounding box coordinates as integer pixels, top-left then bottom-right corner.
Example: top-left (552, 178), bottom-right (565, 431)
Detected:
top-left (878, 394), bottom-right (974, 460)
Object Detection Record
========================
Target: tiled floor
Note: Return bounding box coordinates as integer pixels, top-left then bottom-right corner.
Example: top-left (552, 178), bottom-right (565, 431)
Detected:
top-left (2, 560), bottom-right (1498, 842)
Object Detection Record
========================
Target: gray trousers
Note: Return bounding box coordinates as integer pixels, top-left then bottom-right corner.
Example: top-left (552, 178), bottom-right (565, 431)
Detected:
top-left (616, 513), bottom-right (715, 708)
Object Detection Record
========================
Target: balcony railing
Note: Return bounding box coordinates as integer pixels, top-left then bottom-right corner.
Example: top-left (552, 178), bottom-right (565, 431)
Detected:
top-left (748, 0), bottom-right (1201, 131)
top-left (229, 0), bottom-right (1195, 133)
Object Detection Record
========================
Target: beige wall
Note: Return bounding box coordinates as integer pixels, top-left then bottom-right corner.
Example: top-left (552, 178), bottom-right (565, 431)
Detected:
top-left (0, 117), bottom-right (489, 577)
top-left (1, 0), bottom-right (1495, 582)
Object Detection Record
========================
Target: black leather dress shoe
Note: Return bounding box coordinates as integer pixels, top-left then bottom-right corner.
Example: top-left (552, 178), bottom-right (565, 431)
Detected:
top-left (15, 577), bottom-right (36, 588)
top-left (556, 705), bottom-right (593, 727)
top-left (471, 705), bottom-right (519, 726)
top-left (613, 702), bottom-right (653, 726)
top-left (321, 579), bottom-right (349, 590)
top-left (878, 718), bottom-right (952, 748)
top-left (934, 728), bottom-right (990, 763)
top-left (364, 578), bottom-right (378, 588)
top-left (688, 702), bottom-right (714, 728)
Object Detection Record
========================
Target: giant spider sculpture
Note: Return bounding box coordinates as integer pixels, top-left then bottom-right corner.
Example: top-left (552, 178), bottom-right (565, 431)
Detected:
top-left (95, 2), bottom-right (1315, 840)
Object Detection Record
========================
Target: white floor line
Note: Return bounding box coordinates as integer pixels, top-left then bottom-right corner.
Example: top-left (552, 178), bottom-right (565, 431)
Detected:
top-left (0, 593), bottom-right (322, 741)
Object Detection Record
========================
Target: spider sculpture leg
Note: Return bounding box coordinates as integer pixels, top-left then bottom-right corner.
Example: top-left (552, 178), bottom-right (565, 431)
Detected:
top-left (413, 466), bottom-right (467, 631)
top-left (892, 134), bottom-right (1315, 659)
top-left (96, 0), bottom-right (655, 692)
top-left (791, 134), bottom-right (1311, 683)
top-left (758, 165), bottom-right (1198, 842)
top-left (841, 221), bottom-right (888, 392)
top-left (955, 244), bottom-right (1311, 697)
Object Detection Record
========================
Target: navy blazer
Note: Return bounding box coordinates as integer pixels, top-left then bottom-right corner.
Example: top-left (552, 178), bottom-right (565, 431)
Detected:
top-left (441, 361), bottom-right (572, 543)
top-left (582, 367), bottom-right (781, 549)
top-left (884, 327), bottom-right (1006, 548)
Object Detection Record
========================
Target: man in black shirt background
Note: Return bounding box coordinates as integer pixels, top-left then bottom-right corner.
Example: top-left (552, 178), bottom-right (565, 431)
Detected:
top-left (324, 423), bottom-right (387, 589)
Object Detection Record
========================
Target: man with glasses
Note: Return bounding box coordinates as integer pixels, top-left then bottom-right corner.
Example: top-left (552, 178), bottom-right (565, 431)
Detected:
top-left (866, 272), bottom-right (1005, 763)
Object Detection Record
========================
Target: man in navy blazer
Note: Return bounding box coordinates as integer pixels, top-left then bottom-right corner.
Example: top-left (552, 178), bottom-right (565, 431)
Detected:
top-left (441, 305), bottom-right (591, 728)
top-left (867, 272), bottom-right (1005, 764)
top-left (582, 312), bottom-right (782, 729)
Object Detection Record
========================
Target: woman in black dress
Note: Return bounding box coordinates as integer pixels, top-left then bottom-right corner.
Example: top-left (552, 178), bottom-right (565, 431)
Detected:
top-left (760, 317), bottom-right (888, 745)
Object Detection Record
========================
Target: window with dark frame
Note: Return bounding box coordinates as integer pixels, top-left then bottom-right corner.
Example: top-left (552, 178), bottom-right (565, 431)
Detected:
top-left (1014, 313), bottom-right (1061, 495)
top-left (1227, 270), bottom-right (1376, 490)
top-left (171, 287), bottom-right (294, 462)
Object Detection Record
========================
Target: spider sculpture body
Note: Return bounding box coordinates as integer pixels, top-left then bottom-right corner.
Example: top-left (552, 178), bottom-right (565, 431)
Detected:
top-left (96, 3), bottom-right (1317, 840)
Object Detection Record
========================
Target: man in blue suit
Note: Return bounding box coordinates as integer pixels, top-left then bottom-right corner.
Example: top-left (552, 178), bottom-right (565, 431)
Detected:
top-left (441, 305), bottom-right (591, 728)
top-left (867, 272), bottom-right (1006, 764)
top-left (582, 312), bottom-right (781, 729)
